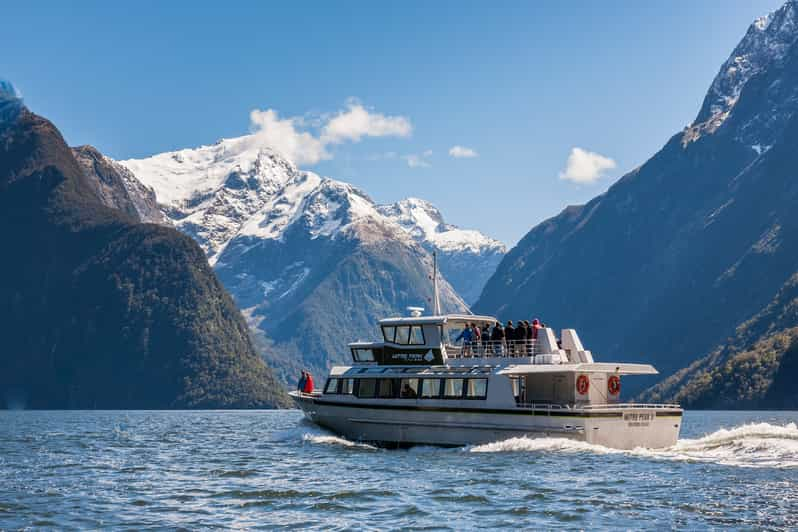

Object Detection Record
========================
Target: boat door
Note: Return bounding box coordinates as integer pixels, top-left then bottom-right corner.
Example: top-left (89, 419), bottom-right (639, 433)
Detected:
top-left (551, 374), bottom-right (567, 403)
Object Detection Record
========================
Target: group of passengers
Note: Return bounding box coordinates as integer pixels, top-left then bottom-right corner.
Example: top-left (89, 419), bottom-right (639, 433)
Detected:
top-left (297, 370), bottom-right (315, 394)
top-left (455, 319), bottom-right (545, 357)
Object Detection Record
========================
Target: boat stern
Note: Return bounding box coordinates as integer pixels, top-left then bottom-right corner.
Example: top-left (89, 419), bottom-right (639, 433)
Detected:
top-left (582, 404), bottom-right (683, 449)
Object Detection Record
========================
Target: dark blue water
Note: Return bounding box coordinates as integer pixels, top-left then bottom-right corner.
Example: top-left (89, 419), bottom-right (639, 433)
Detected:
top-left (1, 410), bottom-right (796, 530)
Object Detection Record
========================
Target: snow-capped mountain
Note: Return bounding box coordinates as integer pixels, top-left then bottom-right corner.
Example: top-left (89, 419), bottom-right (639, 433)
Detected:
top-left (684, 0), bottom-right (798, 148)
top-left (377, 198), bottom-right (506, 303)
top-left (115, 137), bottom-right (502, 381)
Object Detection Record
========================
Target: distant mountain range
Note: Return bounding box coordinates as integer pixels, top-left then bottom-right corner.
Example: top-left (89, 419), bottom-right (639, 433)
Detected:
top-left (476, 0), bottom-right (798, 408)
top-left (103, 137), bottom-right (504, 382)
top-left (0, 85), bottom-right (289, 409)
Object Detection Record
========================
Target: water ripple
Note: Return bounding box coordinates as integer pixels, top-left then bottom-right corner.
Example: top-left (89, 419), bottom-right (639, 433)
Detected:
top-left (1, 410), bottom-right (797, 530)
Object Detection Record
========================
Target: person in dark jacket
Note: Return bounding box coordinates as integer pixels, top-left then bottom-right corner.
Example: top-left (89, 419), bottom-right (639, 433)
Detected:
top-left (490, 322), bottom-right (504, 355)
top-left (505, 320), bottom-right (515, 356)
top-left (297, 371), bottom-right (307, 392)
top-left (523, 320), bottom-right (534, 355)
top-left (481, 324), bottom-right (490, 355)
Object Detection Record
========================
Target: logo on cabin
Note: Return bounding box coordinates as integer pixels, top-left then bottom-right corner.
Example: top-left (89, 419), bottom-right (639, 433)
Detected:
top-left (424, 350), bottom-right (435, 362)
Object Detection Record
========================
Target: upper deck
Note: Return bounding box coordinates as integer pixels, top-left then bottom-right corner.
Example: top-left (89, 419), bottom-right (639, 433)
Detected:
top-left (346, 310), bottom-right (653, 373)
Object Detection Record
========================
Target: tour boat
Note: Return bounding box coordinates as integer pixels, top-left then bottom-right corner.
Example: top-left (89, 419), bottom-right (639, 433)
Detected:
top-left (290, 259), bottom-right (682, 450)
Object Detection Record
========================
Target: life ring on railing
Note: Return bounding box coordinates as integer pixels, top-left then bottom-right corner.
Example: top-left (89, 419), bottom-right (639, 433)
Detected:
top-left (608, 375), bottom-right (621, 396)
top-left (576, 374), bottom-right (590, 395)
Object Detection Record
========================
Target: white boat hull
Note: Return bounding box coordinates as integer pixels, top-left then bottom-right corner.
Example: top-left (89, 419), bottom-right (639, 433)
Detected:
top-left (291, 393), bottom-right (682, 450)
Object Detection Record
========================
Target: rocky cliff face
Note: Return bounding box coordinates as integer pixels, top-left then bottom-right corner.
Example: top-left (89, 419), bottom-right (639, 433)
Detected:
top-left (476, 0), bottom-right (798, 407)
top-left (0, 83), bottom-right (289, 409)
top-left (116, 137), bottom-right (503, 382)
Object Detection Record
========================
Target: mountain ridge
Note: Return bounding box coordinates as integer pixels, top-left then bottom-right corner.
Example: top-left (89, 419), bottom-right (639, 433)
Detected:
top-left (475, 0), bottom-right (798, 408)
top-left (0, 88), bottom-right (290, 409)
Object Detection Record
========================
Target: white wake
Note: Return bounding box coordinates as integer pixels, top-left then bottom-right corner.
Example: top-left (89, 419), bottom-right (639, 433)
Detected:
top-left (302, 433), bottom-right (378, 450)
top-left (469, 422), bottom-right (798, 468)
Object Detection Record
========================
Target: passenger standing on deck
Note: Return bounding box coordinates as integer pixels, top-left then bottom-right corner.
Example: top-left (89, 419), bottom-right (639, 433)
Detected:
top-left (516, 320), bottom-right (528, 355)
top-left (303, 372), bottom-right (315, 393)
top-left (531, 319), bottom-right (542, 339)
top-left (472, 323), bottom-right (482, 355)
top-left (505, 320), bottom-right (515, 356)
top-left (520, 320), bottom-right (530, 355)
top-left (456, 325), bottom-right (474, 357)
top-left (491, 322), bottom-right (504, 355)
top-left (481, 324), bottom-right (490, 355)
top-left (297, 371), bottom-right (307, 392)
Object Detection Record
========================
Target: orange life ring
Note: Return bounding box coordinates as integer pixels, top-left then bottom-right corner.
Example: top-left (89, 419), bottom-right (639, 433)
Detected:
top-left (608, 375), bottom-right (621, 396)
top-left (576, 374), bottom-right (590, 395)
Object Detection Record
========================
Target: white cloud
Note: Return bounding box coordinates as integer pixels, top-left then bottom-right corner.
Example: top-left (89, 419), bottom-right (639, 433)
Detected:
top-left (322, 102), bottom-right (412, 144)
top-left (558, 147), bottom-right (616, 184)
top-left (249, 109), bottom-right (330, 166)
top-left (448, 145), bottom-right (478, 158)
top-left (404, 150), bottom-right (432, 168)
top-left (247, 101), bottom-right (412, 166)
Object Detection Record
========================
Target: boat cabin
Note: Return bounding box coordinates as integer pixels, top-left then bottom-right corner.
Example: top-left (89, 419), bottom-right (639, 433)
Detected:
top-left (332, 309), bottom-right (659, 409)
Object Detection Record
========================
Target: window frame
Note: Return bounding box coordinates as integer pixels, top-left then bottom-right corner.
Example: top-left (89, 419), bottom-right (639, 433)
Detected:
top-left (382, 326), bottom-right (396, 343)
top-left (465, 378), bottom-right (488, 400)
top-left (408, 325), bottom-right (426, 345)
top-left (395, 325), bottom-right (411, 345)
top-left (443, 378), bottom-right (465, 399)
top-left (324, 378), bottom-right (340, 394)
top-left (420, 378), bottom-right (442, 399)
top-left (352, 348), bottom-right (375, 362)
top-left (355, 378), bottom-right (377, 398)
top-left (399, 378), bottom-right (420, 399)
top-left (341, 378), bottom-right (354, 395)
top-left (377, 378), bottom-right (396, 399)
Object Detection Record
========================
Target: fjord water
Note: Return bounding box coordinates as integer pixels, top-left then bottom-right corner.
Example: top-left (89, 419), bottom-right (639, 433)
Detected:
top-left (1, 411), bottom-right (796, 530)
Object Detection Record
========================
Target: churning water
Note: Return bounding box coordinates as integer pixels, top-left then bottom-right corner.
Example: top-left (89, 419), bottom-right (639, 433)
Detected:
top-left (1, 410), bottom-right (796, 529)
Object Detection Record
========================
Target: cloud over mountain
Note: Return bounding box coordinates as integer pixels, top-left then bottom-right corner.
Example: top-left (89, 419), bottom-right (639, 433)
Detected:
top-left (248, 101), bottom-right (412, 166)
top-left (558, 147), bottom-right (616, 184)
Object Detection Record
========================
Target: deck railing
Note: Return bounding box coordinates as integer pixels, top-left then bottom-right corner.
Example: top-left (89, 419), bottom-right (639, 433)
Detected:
top-left (446, 339), bottom-right (539, 359)
top-left (514, 402), bottom-right (680, 411)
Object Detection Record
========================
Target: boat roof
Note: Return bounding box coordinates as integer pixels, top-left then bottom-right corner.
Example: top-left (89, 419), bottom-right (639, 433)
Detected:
top-left (497, 363), bottom-right (658, 375)
top-left (378, 313), bottom-right (498, 326)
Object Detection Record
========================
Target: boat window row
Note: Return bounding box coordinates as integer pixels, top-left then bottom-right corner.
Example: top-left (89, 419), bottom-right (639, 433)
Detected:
top-left (324, 377), bottom-right (488, 400)
top-left (381, 325), bottom-right (425, 345)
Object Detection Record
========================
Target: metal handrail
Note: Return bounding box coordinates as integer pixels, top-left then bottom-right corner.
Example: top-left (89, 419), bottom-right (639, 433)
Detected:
top-left (515, 402), bottom-right (681, 411)
top-left (446, 339), bottom-right (539, 359)
top-left (579, 403), bottom-right (681, 410)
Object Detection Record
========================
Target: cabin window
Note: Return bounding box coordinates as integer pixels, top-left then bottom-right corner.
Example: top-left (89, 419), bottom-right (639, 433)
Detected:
top-left (444, 378), bottom-right (464, 398)
top-left (420, 378), bottom-right (441, 398)
top-left (356, 378), bottom-right (377, 398)
top-left (465, 378), bottom-right (488, 399)
top-left (341, 378), bottom-right (354, 395)
top-left (378, 379), bottom-right (395, 398)
top-left (409, 326), bottom-right (425, 345)
top-left (324, 378), bottom-right (340, 394)
top-left (395, 326), bottom-right (411, 345)
top-left (382, 326), bottom-right (396, 343)
top-left (352, 348), bottom-right (375, 362)
top-left (399, 378), bottom-right (419, 398)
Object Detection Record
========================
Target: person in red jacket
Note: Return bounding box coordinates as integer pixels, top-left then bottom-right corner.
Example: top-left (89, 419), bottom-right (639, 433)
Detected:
top-left (303, 372), bottom-right (315, 394)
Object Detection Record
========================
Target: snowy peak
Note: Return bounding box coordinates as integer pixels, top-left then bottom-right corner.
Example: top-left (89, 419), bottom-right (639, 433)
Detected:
top-left (378, 197), bottom-right (506, 254)
top-left (237, 171), bottom-right (395, 244)
top-left (121, 135), bottom-right (297, 208)
top-left (684, 1), bottom-right (798, 144)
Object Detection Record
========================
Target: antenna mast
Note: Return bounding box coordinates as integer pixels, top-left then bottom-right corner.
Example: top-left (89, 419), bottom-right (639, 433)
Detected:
top-left (432, 251), bottom-right (441, 315)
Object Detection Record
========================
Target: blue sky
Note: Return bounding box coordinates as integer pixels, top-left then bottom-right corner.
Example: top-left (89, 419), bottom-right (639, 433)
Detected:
top-left (3, 0), bottom-right (784, 245)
